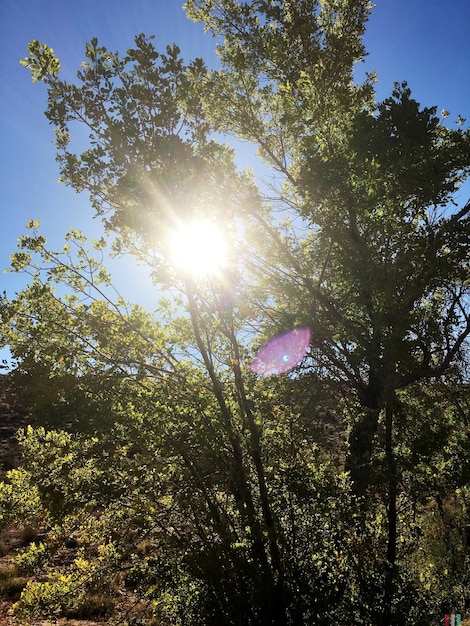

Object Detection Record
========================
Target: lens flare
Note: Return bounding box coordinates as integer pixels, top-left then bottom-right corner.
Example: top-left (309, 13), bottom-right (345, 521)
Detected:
top-left (249, 326), bottom-right (311, 376)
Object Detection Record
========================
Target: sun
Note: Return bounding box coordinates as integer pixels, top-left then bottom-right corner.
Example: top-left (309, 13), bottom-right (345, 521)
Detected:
top-left (169, 220), bottom-right (228, 277)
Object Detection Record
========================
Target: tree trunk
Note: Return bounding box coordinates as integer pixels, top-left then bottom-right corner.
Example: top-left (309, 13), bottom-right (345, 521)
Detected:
top-left (383, 394), bottom-right (398, 625)
top-left (346, 368), bottom-right (382, 495)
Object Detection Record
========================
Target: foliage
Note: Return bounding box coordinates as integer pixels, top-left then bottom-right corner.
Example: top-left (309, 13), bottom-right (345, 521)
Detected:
top-left (1, 1), bottom-right (469, 624)
top-left (0, 467), bottom-right (43, 528)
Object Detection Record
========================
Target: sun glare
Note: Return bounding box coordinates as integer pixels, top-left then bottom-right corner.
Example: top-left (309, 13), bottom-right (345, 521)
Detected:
top-left (170, 220), bottom-right (228, 277)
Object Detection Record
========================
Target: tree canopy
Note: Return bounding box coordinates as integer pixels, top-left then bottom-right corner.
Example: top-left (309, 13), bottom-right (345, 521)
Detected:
top-left (1, 1), bottom-right (469, 624)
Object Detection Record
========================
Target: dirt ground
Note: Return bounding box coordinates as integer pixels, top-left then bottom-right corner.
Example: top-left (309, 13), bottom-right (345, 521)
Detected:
top-left (0, 604), bottom-right (107, 626)
top-left (0, 528), bottom-right (108, 626)
top-left (0, 397), bottom-right (108, 625)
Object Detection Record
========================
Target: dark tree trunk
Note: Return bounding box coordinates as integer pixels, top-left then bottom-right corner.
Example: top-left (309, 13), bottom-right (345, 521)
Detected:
top-left (383, 394), bottom-right (398, 625)
top-left (346, 369), bottom-right (382, 495)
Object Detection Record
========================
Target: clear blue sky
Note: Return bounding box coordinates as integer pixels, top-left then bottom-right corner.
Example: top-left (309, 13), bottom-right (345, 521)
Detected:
top-left (1, 0), bottom-right (469, 313)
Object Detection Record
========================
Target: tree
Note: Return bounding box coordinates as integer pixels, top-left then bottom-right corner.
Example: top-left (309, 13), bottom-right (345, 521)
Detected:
top-left (2, 227), bottom-right (362, 624)
top-left (2, 1), bottom-right (469, 624)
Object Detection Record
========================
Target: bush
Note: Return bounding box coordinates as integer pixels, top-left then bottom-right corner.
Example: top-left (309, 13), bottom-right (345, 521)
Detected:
top-left (12, 540), bottom-right (49, 575)
top-left (0, 563), bottom-right (28, 599)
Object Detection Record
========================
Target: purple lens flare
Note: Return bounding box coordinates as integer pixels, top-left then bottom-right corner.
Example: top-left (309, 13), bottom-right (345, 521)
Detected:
top-left (249, 326), bottom-right (311, 376)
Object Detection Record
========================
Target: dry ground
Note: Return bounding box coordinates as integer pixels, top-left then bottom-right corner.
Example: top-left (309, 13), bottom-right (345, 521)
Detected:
top-left (0, 527), bottom-right (109, 626)
top-left (0, 395), bottom-right (110, 624)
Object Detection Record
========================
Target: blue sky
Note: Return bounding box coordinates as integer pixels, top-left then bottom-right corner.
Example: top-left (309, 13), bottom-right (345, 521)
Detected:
top-left (1, 0), bottom-right (469, 316)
